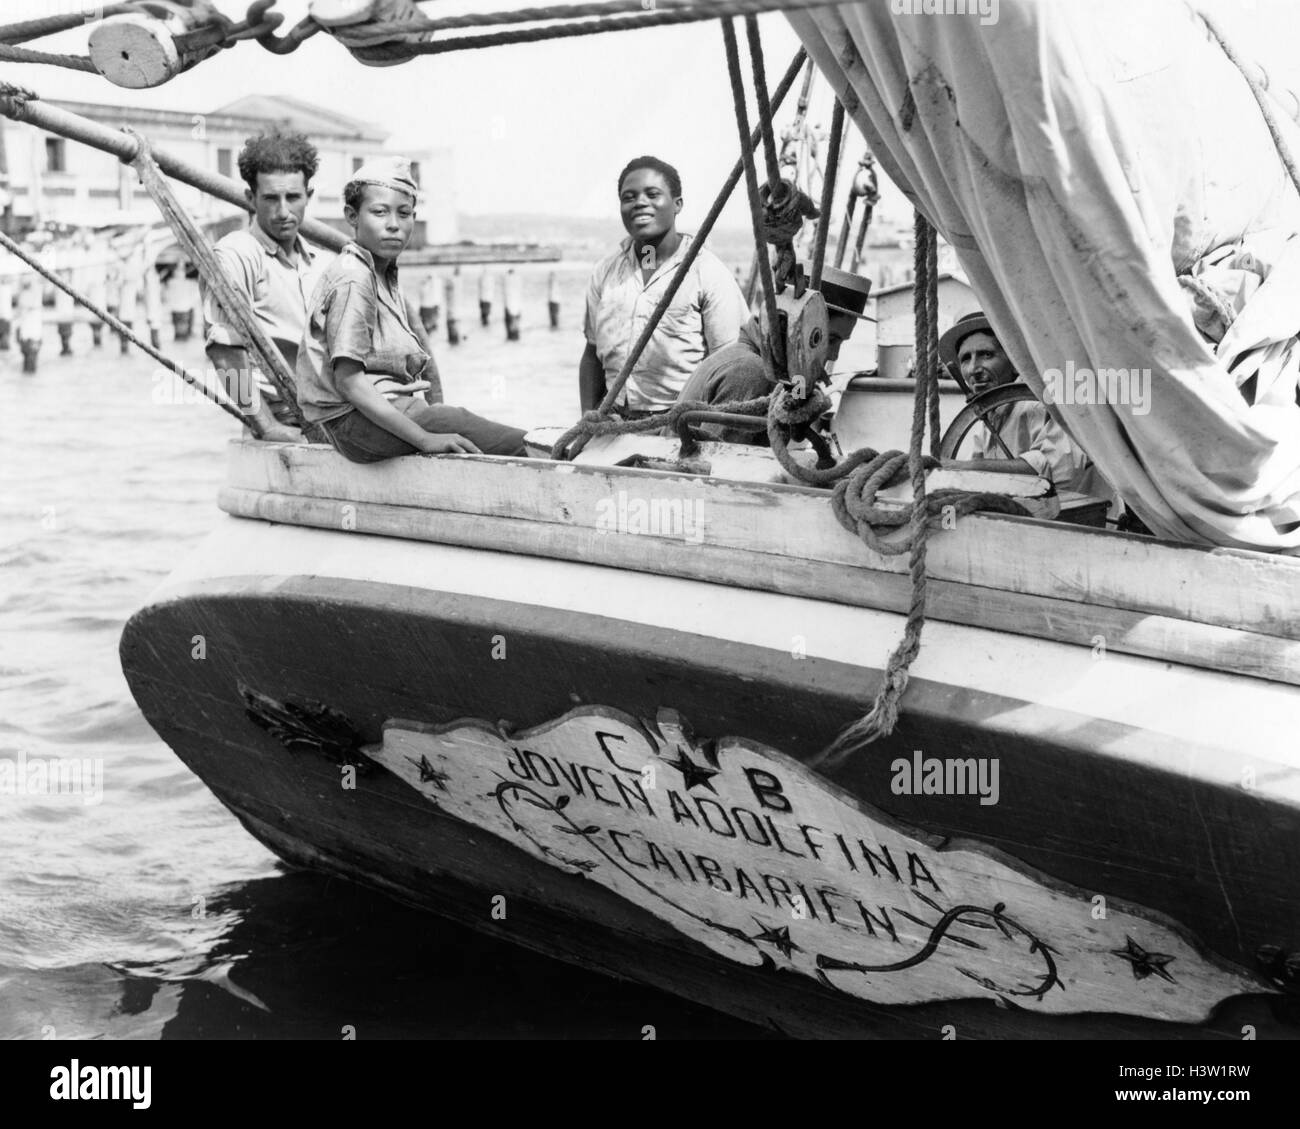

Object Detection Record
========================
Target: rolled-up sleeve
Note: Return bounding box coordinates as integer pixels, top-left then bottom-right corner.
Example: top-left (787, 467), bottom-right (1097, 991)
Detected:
top-left (583, 264), bottom-right (605, 348)
top-left (324, 280), bottom-right (377, 366)
top-left (697, 255), bottom-right (748, 354)
top-left (203, 243), bottom-right (255, 348)
top-left (1024, 405), bottom-right (1089, 488)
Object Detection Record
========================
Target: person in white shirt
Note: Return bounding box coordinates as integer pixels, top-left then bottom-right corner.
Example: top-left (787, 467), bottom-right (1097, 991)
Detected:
top-left (579, 156), bottom-right (747, 416)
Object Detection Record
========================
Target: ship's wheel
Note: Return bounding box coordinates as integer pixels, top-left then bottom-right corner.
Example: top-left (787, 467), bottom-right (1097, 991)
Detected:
top-left (938, 382), bottom-right (1041, 462)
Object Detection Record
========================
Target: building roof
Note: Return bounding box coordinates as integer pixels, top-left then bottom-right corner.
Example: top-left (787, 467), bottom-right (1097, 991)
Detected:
top-left (211, 96), bottom-right (387, 142)
top-left (40, 96), bottom-right (387, 143)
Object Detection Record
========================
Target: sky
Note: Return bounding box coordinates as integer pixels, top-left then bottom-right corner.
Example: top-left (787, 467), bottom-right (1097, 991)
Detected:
top-left (9, 0), bottom-right (1300, 230)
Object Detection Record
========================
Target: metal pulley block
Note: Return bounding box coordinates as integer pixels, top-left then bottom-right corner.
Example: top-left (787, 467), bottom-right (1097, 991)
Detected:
top-left (88, 2), bottom-right (231, 89)
top-left (310, 0), bottom-right (432, 67)
top-left (761, 285), bottom-right (830, 399)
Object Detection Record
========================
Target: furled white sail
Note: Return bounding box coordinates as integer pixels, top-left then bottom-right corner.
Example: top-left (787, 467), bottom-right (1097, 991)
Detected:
top-left (788, 0), bottom-right (1300, 550)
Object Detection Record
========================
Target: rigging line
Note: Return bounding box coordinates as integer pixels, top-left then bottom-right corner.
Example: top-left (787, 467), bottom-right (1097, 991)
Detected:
top-left (811, 98), bottom-right (845, 289)
top-left (343, 0), bottom-right (846, 54)
top-left (1197, 8), bottom-right (1300, 206)
top-left (390, 0), bottom-right (845, 36)
top-left (127, 128), bottom-right (305, 427)
top-left (743, 16), bottom-right (781, 186)
top-left (0, 229), bottom-right (250, 427)
top-left (0, 4), bottom-right (133, 45)
top-left (721, 17), bottom-right (782, 380)
top-left (0, 43), bottom-right (97, 71)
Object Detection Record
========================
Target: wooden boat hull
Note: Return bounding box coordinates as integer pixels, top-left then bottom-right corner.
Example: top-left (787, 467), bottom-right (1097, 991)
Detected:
top-left (120, 513), bottom-right (1300, 1038)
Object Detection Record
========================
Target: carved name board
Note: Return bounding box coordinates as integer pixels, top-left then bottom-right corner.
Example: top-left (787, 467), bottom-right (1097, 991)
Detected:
top-left (366, 707), bottom-right (1263, 1020)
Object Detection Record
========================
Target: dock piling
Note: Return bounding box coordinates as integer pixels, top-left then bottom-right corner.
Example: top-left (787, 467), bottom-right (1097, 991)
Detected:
top-left (503, 268), bottom-right (522, 342)
top-left (445, 272), bottom-right (462, 345)
top-left (547, 270), bottom-right (560, 329)
top-left (478, 268), bottom-right (492, 327)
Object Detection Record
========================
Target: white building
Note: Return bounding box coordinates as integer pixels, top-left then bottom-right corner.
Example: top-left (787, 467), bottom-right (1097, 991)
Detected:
top-left (0, 94), bottom-right (457, 247)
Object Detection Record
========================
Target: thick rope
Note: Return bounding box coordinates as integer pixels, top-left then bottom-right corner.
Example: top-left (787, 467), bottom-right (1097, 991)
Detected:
top-left (808, 213), bottom-right (1026, 768)
top-left (0, 80), bottom-right (37, 116)
top-left (551, 45), bottom-right (808, 462)
top-left (0, 5), bottom-right (132, 45)
top-left (745, 17), bottom-right (782, 186)
top-left (0, 229), bottom-right (250, 427)
top-left (350, 0), bottom-right (847, 43)
top-left (925, 224), bottom-right (942, 456)
top-left (811, 98), bottom-right (845, 289)
top-left (0, 43), bottom-right (97, 71)
top-left (127, 129), bottom-right (305, 428)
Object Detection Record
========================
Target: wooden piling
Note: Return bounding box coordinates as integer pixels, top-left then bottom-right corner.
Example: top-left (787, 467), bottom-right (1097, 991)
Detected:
top-left (445, 272), bottom-right (462, 345)
top-left (418, 271), bottom-right (441, 333)
top-left (144, 263), bottom-right (163, 350)
top-left (503, 268), bottom-right (522, 342)
top-left (54, 272), bottom-right (75, 356)
top-left (478, 268), bottom-right (492, 327)
top-left (16, 281), bottom-right (42, 373)
top-left (0, 278), bottom-right (13, 350)
top-left (117, 263), bottom-right (138, 355)
top-left (86, 264), bottom-right (106, 347)
top-left (547, 270), bottom-right (560, 329)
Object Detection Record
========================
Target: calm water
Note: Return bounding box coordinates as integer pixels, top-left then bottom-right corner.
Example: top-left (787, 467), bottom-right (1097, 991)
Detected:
top-left (0, 260), bottom-right (773, 1040)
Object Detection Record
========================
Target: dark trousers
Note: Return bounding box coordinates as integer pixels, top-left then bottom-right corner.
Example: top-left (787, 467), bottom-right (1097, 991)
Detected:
top-left (322, 399), bottom-right (527, 463)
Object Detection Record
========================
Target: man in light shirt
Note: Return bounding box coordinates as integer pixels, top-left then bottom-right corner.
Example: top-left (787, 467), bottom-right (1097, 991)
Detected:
top-left (939, 311), bottom-right (1099, 495)
top-left (579, 155), bottom-right (747, 416)
top-left (202, 130), bottom-right (330, 442)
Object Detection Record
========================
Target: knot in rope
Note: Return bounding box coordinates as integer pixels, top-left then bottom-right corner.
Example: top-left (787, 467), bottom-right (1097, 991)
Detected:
top-left (1178, 273), bottom-right (1237, 344)
top-left (850, 154), bottom-right (880, 203)
top-left (0, 81), bottom-right (37, 117)
top-left (759, 177), bottom-right (819, 245)
top-left (767, 382), bottom-right (830, 428)
top-left (831, 461), bottom-right (1028, 558)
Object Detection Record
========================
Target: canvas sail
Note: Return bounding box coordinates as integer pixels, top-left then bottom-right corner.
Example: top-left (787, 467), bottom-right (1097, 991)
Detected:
top-left (788, 0), bottom-right (1300, 551)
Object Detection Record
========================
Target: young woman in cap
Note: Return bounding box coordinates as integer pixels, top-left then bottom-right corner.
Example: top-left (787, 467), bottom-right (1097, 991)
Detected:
top-left (295, 157), bottom-right (528, 461)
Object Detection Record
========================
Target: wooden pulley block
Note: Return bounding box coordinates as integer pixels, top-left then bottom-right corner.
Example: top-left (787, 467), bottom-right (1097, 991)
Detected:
top-left (310, 0), bottom-right (432, 67)
top-left (762, 287), bottom-right (830, 396)
top-left (88, 2), bottom-right (227, 89)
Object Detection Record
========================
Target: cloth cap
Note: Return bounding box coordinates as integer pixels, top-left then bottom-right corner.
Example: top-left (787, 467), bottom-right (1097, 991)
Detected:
top-left (819, 265), bottom-right (872, 316)
top-left (349, 156), bottom-right (419, 201)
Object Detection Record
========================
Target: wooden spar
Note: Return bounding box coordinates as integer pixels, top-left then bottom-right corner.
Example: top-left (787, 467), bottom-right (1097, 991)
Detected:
top-left (0, 98), bottom-right (348, 255)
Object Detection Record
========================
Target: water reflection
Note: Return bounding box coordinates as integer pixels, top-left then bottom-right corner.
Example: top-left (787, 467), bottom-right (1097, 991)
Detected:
top-left (115, 870), bottom-right (777, 1040)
